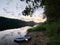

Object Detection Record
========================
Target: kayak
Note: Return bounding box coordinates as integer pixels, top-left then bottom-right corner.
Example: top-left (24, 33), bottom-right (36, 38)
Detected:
top-left (14, 36), bottom-right (31, 43)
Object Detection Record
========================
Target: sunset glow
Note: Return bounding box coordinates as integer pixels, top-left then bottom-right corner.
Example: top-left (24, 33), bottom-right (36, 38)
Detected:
top-left (0, 13), bottom-right (47, 23)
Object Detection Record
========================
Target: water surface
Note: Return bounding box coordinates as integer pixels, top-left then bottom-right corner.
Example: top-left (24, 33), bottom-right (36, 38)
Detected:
top-left (0, 26), bottom-right (31, 45)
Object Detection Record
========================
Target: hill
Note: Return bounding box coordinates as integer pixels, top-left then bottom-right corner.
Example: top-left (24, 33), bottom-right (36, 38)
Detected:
top-left (0, 17), bottom-right (36, 31)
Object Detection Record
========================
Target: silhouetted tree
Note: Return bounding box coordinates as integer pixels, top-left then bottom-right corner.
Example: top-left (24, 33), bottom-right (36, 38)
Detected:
top-left (21, 0), bottom-right (60, 23)
top-left (20, 0), bottom-right (43, 16)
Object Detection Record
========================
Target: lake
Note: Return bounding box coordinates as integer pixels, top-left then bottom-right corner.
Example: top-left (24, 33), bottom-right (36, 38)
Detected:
top-left (0, 26), bottom-right (32, 45)
top-left (0, 16), bottom-right (47, 45)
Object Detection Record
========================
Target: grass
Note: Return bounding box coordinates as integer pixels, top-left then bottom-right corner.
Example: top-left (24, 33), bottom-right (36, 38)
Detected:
top-left (46, 23), bottom-right (60, 45)
top-left (27, 22), bottom-right (60, 45)
top-left (27, 24), bottom-right (46, 32)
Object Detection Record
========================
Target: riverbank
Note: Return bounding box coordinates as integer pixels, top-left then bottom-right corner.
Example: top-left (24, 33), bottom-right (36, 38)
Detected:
top-left (19, 22), bottom-right (60, 45)
top-left (29, 23), bottom-right (60, 45)
top-left (19, 31), bottom-right (48, 45)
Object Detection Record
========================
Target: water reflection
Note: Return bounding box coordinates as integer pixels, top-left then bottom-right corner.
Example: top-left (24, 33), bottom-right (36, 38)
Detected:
top-left (0, 26), bottom-right (31, 45)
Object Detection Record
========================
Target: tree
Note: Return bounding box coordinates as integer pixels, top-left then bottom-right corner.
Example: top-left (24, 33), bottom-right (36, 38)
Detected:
top-left (44, 0), bottom-right (60, 22)
top-left (20, 0), bottom-right (60, 22)
top-left (20, 0), bottom-right (43, 17)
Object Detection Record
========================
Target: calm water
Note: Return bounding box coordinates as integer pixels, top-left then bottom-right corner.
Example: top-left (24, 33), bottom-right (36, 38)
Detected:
top-left (0, 16), bottom-right (47, 45)
top-left (0, 26), bottom-right (32, 45)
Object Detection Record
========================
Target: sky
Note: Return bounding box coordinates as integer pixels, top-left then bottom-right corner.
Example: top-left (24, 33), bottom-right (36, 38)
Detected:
top-left (0, 0), bottom-right (27, 15)
top-left (0, 0), bottom-right (46, 23)
top-left (0, 0), bottom-right (44, 16)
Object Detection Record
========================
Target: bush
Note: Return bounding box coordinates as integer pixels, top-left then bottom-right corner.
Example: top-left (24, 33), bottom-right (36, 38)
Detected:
top-left (27, 23), bottom-right (46, 32)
